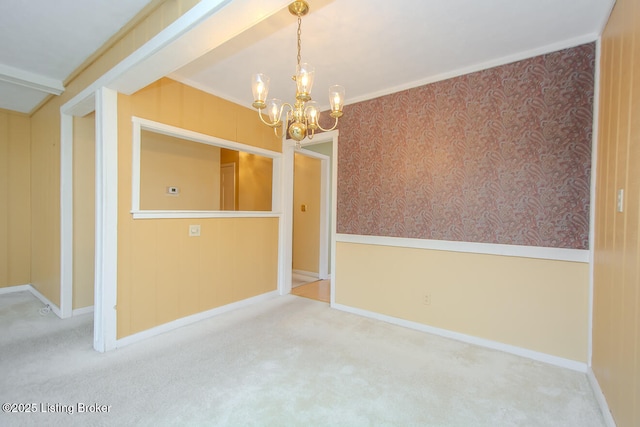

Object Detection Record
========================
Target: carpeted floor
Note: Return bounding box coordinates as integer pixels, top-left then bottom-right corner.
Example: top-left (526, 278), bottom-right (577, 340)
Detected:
top-left (0, 291), bottom-right (605, 426)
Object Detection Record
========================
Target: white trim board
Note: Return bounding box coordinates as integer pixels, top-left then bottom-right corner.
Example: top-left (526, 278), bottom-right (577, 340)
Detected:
top-left (0, 284), bottom-right (32, 295)
top-left (131, 211), bottom-right (282, 219)
top-left (27, 286), bottom-right (62, 318)
top-left (116, 291), bottom-right (279, 349)
top-left (587, 368), bottom-right (617, 426)
top-left (131, 116), bottom-right (283, 217)
top-left (1, 285), bottom-right (60, 317)
top-left (332, 303), bottom-right (587, 373)
top-left (0, 284), bottom-right (95, 319)
top-left (337, 234), bottom-right (589, 263)
top-left (73, 306), bottom-right (95, 316)
top-left (0, 63), bottom-right (65, 96)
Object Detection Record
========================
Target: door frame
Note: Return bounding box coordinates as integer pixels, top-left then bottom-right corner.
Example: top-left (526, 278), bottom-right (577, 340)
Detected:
top-left (294, 148), bottom-right (330, 280)
top-left (280, 130), bottom-right (339, 304)
top-left (220, 162), bottom-right (237, 210)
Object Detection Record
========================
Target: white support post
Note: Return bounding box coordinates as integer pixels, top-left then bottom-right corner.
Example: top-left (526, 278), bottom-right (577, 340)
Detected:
top-left (60, 113), bottom-right (74, 318)
top-left (94, 87), bottom-right (118, 352)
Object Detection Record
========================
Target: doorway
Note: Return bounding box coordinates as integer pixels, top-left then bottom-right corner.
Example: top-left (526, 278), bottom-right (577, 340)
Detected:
top-left (291, 140), bottom-right (332, 302)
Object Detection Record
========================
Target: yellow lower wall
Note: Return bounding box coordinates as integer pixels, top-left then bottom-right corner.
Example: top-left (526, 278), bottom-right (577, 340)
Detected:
top-left (117, 78), bottom-right (281, 338)
top-left (0, 110), bottom-right (31, 288)
top-left (72, 114), bottom-right (96, 309)
top-left (335, 242), bottom-right (589, 362)
top-left (293, 153), bottom-right (321, 273)
top-left (30, 101), bottom-right (61, 304)
top-left (117, 217), bottom-right (278, 338)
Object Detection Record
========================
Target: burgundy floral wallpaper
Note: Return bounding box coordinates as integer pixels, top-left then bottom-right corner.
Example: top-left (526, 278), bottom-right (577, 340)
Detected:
top-left (337, 43), bottom-right (595, 249)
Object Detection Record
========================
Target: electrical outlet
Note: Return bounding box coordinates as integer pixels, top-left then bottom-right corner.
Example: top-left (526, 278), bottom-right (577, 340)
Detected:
top-left (423, 294), bottom-right (431, 306)
top-left (189, 224), bottom-right (200, 237)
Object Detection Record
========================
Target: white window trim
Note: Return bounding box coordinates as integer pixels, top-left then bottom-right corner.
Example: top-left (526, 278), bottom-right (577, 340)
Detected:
top-left (131, 117), bottom-right (283, 219)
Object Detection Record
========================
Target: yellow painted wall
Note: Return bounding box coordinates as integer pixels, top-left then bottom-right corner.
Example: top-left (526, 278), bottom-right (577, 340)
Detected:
top-left (28, 0), bottom-right (200, 306)
top-left (72, 113), bottom-right (96, 309)
top-left (0, 110), bottom-right (31, 288)
top-left (238, 152), bottom-right (273, 211)
top-left (336, 242), bottom-right (590, 362)
top-left (117, 78), bottom-right (280, 338)
top-left (293, 152), bottom-right (320, 273)
top-left (304, 143), bottom-right (333, 274)
top-left (592, 0), bottom-right (640, 425)
top-left (30, 101), bottom-right (61, 304)
top-left (140, 131), bottom-right (221, 210)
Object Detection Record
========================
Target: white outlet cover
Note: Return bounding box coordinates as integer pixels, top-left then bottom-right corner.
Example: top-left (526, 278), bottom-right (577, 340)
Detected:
top-left (189, 225), bottom-right (201, 237)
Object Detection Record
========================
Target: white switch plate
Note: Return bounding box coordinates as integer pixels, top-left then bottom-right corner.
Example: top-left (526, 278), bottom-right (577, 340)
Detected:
top-left (617, 189), bottom-right (624, 213)
top-left (167, 186), bottom-right (179, 195)
top-left (189, 225), bottom-right (200, 237)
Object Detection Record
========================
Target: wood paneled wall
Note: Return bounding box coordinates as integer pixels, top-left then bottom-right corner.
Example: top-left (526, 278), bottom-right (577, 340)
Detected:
top-left (117, 78), bottom-right (281, 338)
top-left (293, 153), bottom-right (321, 274)
top-left (29, 0), bottom-right (199, 305)
top-left (592, 0), bottom-right (640, 425)
top-left (0, 110), bottom-right (31, 288)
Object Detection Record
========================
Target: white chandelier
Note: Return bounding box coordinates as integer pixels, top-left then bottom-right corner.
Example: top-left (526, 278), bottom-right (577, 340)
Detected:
top-left (251, 0), bottom-right (345, 142)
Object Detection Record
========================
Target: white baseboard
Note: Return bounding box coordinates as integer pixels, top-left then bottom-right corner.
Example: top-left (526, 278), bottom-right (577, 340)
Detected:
top-left (27, 285), bottom-right (63, 318)
top-left (587, 368), bottom-right (617, 426)
top-left (0, 284), bottom-right (63, 318)
top-left (73, 305), bottom-right (94, 316)
top-left (332, 303), bottom-right (588, 373)
top-left (0, 284), bottom-right (32, 295)
top-left (1, 284), bottom-right (94, 319)
top-left (116, 290), bottom-right (280, 349)
top-left (292, 270), bottom-right (319, 278)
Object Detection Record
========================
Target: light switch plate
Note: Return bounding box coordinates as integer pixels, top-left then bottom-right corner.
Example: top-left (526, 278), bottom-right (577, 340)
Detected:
top-left (617, 189), bottom-right (624, 213)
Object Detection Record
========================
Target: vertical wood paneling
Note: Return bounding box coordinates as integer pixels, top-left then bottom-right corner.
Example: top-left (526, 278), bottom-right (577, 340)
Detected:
top-left (72, 114), bottom-right (96, 309)
top-left (117, 78), bottom-right (280, 338)
top-left (0, 112), bottom-right (9, 286)
top-left (293, 153), bottom-right (321, 273)
top-left (27, 0), bottom-right (199, 310)
top-left (593, 0), bottom-right (640, 425)
top-left (30, 102), bottom-right (61, 305)
top-left (0, 111), bottom-right (31, 288)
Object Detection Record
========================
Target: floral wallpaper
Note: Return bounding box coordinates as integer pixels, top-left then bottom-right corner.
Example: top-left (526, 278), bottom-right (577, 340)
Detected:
top-left (337, 43), bottom-right (595, 249)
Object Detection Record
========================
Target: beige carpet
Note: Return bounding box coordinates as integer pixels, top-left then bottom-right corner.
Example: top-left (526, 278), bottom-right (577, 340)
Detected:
top-left (0, 291), bottom-right (605, 426)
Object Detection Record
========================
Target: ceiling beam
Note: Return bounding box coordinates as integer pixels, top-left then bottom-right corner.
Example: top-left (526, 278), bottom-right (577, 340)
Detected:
top-left (0, 63), bottom-right (65, 95)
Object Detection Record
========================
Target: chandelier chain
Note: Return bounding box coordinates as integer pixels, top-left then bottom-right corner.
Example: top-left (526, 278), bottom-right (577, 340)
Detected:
top-left (296, 15), bottom-right (302, 68)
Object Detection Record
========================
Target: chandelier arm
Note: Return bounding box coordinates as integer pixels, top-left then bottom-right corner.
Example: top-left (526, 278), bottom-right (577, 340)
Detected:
top-left (256, 110), bottom-right (279, 127)
top-left (256, 103), bottom-right (294, 127)
top-left (314, 115), bottom-right (340, 133)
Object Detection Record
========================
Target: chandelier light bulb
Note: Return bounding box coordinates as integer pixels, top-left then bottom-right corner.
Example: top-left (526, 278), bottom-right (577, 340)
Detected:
top-left (295, 63), bottom-right (315, 101)
top-left (251, 73), bottom-right (270, 109)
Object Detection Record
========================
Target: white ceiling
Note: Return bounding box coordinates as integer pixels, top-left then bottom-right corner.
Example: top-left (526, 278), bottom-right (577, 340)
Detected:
top-left (0, 0), bottom-right (615, 115)
top-left (0, 0), bottom-right (152, 113)
top-left (172, 0), bottom-right (615, 111)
